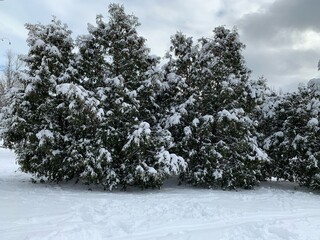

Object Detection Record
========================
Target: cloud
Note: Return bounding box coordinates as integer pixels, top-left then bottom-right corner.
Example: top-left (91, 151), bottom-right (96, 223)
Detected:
top-left (1, 0), bottom-right (318, 91)
top-left (126, 0), bottom-right (275, 57)
top-left (238, 0), bottom-right (320, 91)
top-left (240, 0), bottom-right (320, 39)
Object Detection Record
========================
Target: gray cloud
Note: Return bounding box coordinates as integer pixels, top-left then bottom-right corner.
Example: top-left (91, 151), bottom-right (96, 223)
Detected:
top-left (244, 47), bottom-right (319, 90)
top-left (240, 0), bottom-right (320, 39)
top-left (238, 0), bottom-right (320, 91)
top-left (1, 0), bottom-right (319, 91)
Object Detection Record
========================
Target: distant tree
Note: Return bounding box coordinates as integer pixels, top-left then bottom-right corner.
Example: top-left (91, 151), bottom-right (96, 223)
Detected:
top-left (0, 50), bottom-right (23, 108)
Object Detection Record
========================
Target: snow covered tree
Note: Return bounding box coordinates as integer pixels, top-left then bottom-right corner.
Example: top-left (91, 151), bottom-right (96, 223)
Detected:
top-left (164, 27), bottom-right (268, 189)
top-left (249, 77), bottom-right (277, 179)
top-left (303, 80), bottom-right (320, 189)
top-left (0, 51), bottom-right (23, 109)
top-left (76, 4), bottom-right (186, 190)
top-left (4, 18), bottom-right (76, 180)
top-left (162, 32), bottom-right (199, 162)
top-left (165, 32), bottom-right (198, 86)
top-left (54, 81), bottom-right (104, 184)
top-left (1, 5), bottom-right (284, 191)
top-left (261, 91), bottom-right (303, 181)
top-left (77, 3), bottom-right (158, 91)
top-left (261, 81), bottom-right (320, 189)
top-left (0, 18), bottom-right (102, 183)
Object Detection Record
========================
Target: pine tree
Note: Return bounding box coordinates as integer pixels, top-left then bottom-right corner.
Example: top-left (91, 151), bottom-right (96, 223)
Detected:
top-left (261, 82), bottom-right (320, 189)
top-left (304, 81), bottom-right (320, 188)
top-left (77, 4), bottom-right (158, 91)
top-left (0, 6), bottom-right (282, 191)
top-left (261, 91), bottom-right (297, 181)
top-left (77, 4), bottom-right (186, 189)
top-left (0, 18), bottom-right (101, 183)
top-left (163, 32), bottom-right (199, 162)
top-left (8, 18), bottom-right (75, 180)
top-left (165, 27), bottom-right (268, 189)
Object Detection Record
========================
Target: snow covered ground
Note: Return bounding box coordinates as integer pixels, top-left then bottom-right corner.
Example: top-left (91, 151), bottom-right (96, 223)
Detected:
top-left (1, 147), bottom-right (320, 240)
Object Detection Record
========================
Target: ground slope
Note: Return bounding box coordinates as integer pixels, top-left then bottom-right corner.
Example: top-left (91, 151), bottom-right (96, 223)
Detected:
top-left (1, 148), bottom-right (320, 240)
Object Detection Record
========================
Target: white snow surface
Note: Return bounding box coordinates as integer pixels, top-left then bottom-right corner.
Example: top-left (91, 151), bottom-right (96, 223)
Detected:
top-left (1, 148), bottom-right (320, 240)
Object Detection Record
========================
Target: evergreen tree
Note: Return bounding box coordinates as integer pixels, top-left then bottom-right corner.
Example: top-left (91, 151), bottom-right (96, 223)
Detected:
top-left (304, 81), bottom-right (320, 189)
top-left (0, 18), bottom-right (101, 183)
top-left (77, 4), bottom-right (186, 189)
top-left (261, 82), bottom-right (320, 189)
top-left (261, 92), bottom-right (297, 181)
top-left (165, 27), bottom-right (268, 189)
top-left (163, 32), bottom-right (199, 161)
top-left (77, 4), bottom-right (158, 91)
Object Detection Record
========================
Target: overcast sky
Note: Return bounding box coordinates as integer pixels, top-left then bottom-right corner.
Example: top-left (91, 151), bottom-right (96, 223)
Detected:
top-left (1, 0), bottom-right (319, 91)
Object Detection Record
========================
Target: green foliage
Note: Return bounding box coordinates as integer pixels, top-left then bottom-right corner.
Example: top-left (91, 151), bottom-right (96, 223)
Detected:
top-left (1, 18), bottom-right (101, 184)
top-left (3, 3), bottom-right (320, 192)
top-left (76, 4), bottom-right (186, 190)
top-left (164, 26), bottom-right (268, 189)
top-left (261, 84), bottom-right (320, 189)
